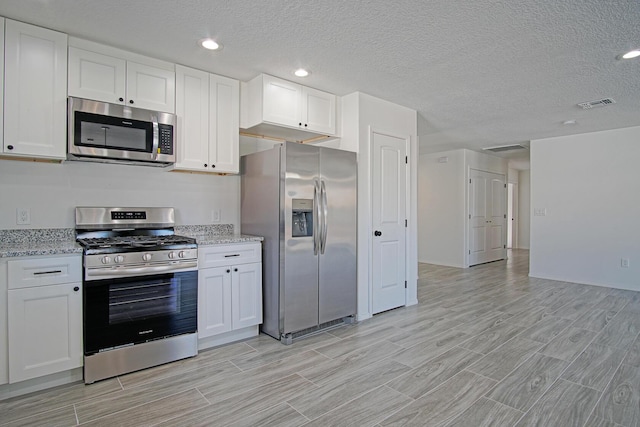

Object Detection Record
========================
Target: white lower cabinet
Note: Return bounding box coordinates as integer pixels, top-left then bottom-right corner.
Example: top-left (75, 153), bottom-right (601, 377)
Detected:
top-left (6, 255), bottom-right (83, 384)
top-left (198, 243), bottom-right (262, 339)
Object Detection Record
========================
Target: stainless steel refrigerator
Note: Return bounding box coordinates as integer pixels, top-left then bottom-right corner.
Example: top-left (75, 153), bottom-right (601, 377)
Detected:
top-left (241, 142), bottom-right (357, 343)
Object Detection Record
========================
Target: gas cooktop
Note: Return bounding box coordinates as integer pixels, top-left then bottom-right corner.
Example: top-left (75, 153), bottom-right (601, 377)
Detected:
top-left (75, 207), bottom-right (197, 255)
top-left (77, 234), bottom-right (197, 254)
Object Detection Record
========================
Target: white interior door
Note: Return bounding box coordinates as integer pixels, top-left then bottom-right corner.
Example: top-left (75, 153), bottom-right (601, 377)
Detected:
top-left (469, 169), bottom-right (507, 266)
top-left (371, 130), bottom-right (407, 314)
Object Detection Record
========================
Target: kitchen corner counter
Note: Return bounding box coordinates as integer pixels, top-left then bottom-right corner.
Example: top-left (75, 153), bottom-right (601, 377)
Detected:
top-left (0, 228), bottom-right (83, 258)
top-left (185, 233), bottom-right (264, 246)
top-left (174, 225), bottom-right (263, 246)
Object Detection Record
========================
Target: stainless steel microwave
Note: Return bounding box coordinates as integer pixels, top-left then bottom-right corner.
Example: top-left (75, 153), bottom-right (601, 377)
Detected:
top-left (67, 97), bottom-right (176, 167)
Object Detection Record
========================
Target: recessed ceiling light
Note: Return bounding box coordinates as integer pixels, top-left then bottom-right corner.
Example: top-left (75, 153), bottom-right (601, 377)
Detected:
top-left (562, 120), bottom-right (578, 125)
top-left (294, 68), bottom-right (310, 77)
top-left (619, 49), bottom-right (640, 59)
top-left (199, 38), bottom-right (221, 51)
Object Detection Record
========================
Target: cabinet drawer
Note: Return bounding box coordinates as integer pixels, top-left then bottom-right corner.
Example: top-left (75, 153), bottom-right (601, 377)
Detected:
top-left (8, 255), bottom-right (82, 289)
top-left (199, 243), bottom-right (261, 269)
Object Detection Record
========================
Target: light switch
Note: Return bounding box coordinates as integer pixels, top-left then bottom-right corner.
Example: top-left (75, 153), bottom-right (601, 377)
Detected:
top-left (534, 208), bottom-right (547, 216)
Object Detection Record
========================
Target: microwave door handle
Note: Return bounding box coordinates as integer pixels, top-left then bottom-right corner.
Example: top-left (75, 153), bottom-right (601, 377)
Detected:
top-left (151, 116), bottom-right (159, 160)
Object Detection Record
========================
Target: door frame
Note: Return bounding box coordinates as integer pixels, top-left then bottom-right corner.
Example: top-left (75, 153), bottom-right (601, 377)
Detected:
top-left (367, 126), bottom-right (411, 315)
top-left (464, 167), bottom-right (507, 267)
top-left (507, 182), bottom-right (519, 249)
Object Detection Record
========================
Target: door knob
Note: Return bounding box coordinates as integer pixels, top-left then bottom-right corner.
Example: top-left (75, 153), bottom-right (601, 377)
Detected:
top-left (374, 230), bottom-right (382, 236)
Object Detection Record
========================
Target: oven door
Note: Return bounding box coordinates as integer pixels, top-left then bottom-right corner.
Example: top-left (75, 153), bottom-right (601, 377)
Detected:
top-left (83, 270), bottom-right (197, 356)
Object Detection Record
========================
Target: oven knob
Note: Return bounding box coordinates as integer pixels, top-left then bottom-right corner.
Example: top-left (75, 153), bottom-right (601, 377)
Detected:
top-left (168, 252), bottom-right (177, 259)
top-left (178, 251), bottom-right (186, 258)
top-left (142, 253), bottom-right (152, 262)
top-left (101, 256), bottom-right (111, 264)
top-left (115, 255), bottom-right (125, 263)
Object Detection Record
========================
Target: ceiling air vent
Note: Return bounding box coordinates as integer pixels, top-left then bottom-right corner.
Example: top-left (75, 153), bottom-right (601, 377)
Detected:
top-left (483, 144), bottom-right (528, 153)
top-left (577, 98), bottom-right (616, 109)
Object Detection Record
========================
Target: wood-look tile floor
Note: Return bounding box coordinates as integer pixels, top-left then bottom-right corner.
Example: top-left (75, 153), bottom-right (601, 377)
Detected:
top-left (3, 249), bottom-right (640, 426)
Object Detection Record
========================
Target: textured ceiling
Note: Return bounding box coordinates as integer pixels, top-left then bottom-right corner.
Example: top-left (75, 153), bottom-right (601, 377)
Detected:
top-left (1, 0), bottom-right (639, 168)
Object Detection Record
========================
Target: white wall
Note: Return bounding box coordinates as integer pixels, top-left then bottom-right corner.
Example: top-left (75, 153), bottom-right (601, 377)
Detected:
top-left (0, 159), bottom-right (240, 230)
top-left (418, 148), bottom-right (507, 268)
top-left (530, 126), bottom-right (640, 290)
top-left (341, 92), bottom-right (418, 320)
top-left (518, 169), bottom-right (530, 249)
top-left (508, 168), bottom-right (519, 184)
top-left (418, 150), bottom-right (466, 267)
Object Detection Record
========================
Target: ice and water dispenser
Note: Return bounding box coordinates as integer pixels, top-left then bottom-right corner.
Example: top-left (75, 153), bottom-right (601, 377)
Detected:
top-left (292, 199), bottom-right (314, 237)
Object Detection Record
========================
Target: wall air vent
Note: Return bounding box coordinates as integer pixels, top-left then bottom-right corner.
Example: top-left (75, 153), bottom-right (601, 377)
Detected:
top-left (577, 98), bottom-right (616, 109)
top-left (483, 144), bottom-right (528, 153)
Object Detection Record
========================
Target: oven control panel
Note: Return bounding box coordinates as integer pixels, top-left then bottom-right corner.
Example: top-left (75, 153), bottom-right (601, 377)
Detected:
top-left (111, 211), bottom-right (146, 220)
top-left (85, 248), bottom-right (198, 269)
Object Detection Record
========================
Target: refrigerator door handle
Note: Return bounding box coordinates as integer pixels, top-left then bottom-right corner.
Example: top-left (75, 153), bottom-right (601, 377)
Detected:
top-left (314, 179), bottom-right (321, 255)
top-left (320, 180), bottom-right (328, 254)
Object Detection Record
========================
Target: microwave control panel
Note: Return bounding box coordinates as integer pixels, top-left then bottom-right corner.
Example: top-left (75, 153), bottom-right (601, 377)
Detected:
top-left (158, 124), bottom-right (174, 155)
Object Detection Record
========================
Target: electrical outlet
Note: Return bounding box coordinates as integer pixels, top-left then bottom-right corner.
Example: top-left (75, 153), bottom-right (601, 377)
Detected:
top-left (212, 209), bottom-right (221, 223)
top-left (621, 258), bottom-right (630, 268)
top-left (16, 208), bottom-right (31, 225)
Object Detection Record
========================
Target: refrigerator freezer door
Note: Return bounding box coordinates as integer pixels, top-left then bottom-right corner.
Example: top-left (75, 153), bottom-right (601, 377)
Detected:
top-left (318, 147), bottom-right (357, 324)
top-left (282, 142), bottom-right (320, 334)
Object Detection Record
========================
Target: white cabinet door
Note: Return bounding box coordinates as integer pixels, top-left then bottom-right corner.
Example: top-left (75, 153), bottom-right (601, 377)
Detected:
top-left (198, 266), bottom-right (232, 338)
top-left (301, 86), bottom-right (336, 135)
top-left (0, 18), bottom-right (4, 151)
top-left (174, 68), bottom-right (239, 174)
top-left (3, 20), bottom-right (67, 159)
top-left (0, 261), bottom-right (7, 386)
top-left (68, 47), bottom-right (126, 104)
top-left (8, 283), bottom-right (83, 383)
top-left (126, 61), bottom-right (175, 113)
top-left (231, 263), bottom-right (263, 330)
top-left (209, 73), bottom-right (240, 173)
top-left (262, 75), bottom-right (302, 128)
top-left (175, 65), bottom-right (210, 171)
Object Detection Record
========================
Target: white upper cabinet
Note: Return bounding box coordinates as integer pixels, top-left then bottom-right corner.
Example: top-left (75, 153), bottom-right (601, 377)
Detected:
top-left (3, 19), bottom-right (67, 159)
top-left (68, 46), bottom-right (175, 113)
top-left (68, 47), bottom-right (126, 104)
top-left (174, 65), bottom-right (239, 173)
top-left (261, 75), bottom-right (302, 128)
top-left (301, 86), bottom-right (336, 135)
top-left (241, 74), bottom-right (336, 141)
top-left (126, 61), bottom-right (175, 113)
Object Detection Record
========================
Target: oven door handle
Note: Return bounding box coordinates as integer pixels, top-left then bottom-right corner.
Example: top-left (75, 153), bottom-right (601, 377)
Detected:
top-left (85, 261), bottom-right (197, 278)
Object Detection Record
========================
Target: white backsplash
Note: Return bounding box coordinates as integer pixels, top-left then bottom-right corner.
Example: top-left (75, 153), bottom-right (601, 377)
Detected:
top-left (0, 159), bottom-right (240, 230)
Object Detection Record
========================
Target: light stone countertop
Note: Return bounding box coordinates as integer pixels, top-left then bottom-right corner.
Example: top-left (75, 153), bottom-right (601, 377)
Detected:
top-left (0, 227), bottom-right (263, 258)
top-left (0, 240), bottom-right (83, 258)
top-left (181, 233), bottom-right (263, 246)
top-left (0, 228), bottom-right (83, 258)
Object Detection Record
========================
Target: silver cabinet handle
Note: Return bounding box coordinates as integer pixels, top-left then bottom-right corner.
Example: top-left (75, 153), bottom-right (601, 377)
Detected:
top-left (33, 270), bottom-right (63, 276)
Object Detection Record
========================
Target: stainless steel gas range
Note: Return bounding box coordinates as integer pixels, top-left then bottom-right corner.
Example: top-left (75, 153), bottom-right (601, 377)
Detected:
top-left (75, 207), bottom-right (198, 384)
